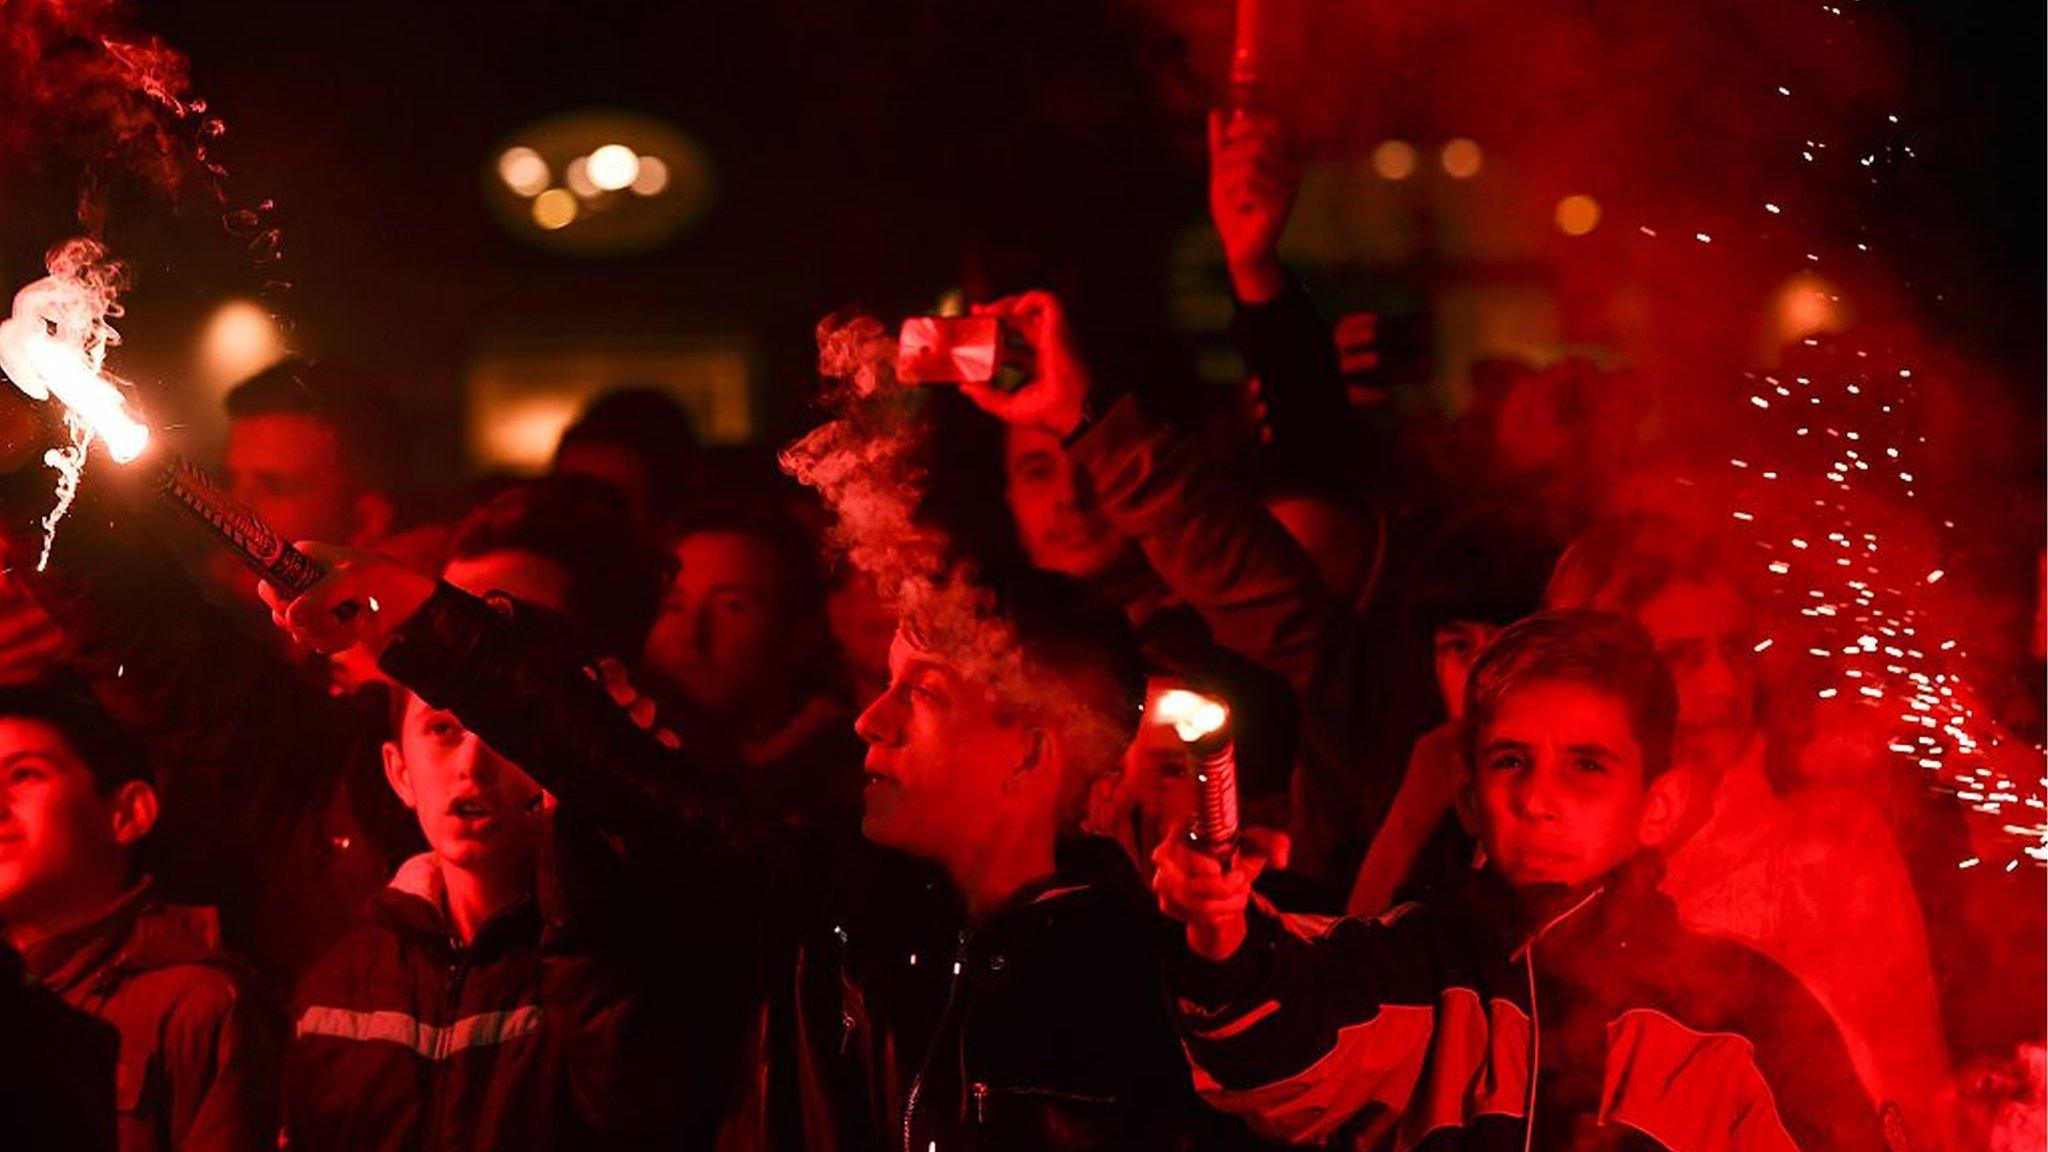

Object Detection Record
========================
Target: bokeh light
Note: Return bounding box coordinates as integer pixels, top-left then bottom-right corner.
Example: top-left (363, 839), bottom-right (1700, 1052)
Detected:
top-left (1555, 193), bottom-right (1602, 236)
top-left (531, 188), bottom-right (578, 230)
top-left (1370, 140), bottom-right (1417, 181)
top-left (630, 155), bottom-right (669, 196)
top-left (586, 144), bottom-right (640, 192)
top-left (495, 147), bottom-right (549, 198)
top-left (1441, 137), bottom-right (1484, 178)
top-left (564, 156), bottom-right (600, 199)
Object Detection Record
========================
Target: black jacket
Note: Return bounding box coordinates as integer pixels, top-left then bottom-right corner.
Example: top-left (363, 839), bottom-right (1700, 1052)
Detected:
top-left (378, 583), bottom-right (1223, 1151)
top-left (718, 835), bottom-right (1216, 1152)
top-left (283, 853), bottom-right (687, 1152)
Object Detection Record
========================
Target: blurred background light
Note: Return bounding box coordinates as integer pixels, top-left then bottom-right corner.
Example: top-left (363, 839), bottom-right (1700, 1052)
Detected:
top-left (630, 155), bottom-right (669, 196)
top-left (532, 188), bottom-right (578, 230)
top-left (1441, 137), bottom-right (1484, 178)
top-left (1555, 194), bottom-right (1602, 236)
top-left (564, 156), bottom-right (600, 199)
top-left (496, 146), bottom-right (549, 198)
top-left (485, 109), bottom-right (716, 255)
top-left (197, 299), bottom-right (287, 397)
top-left (1370, 140), bottom-right (1418, 181)
top-left (586, 144), bottom-right (640, 192)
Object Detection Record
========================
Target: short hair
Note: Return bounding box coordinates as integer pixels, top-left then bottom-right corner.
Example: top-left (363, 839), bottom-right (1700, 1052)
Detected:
top-left (1544, 513), bottom-right (1748, 617)
top-left (658, 501), bottom-right (830, 626)
top-left (1461, 610), bottom-right (1680, 782)
top-left (659, 501), bottom-right (840, 698)
top-left (224, 358), bottom-right (411, 496)
top-left (0, 685), bottom-right (153, 793)
top-left (1410, 509), bottom-right (1560, 630)
top-left (979, 567), bottom-right (1147, 829)
top-left (446, 475), bottom-right (664, 661)
top-left (555, 387), bottom-right (698, 525)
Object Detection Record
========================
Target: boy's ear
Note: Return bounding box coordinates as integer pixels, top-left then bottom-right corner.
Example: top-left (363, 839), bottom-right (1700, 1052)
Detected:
top-left (1450, 763), bottom-right (1482, 836)
top-left (107, 781), bottom-right (158, 847)
top-left (1634, 769), bottom-right (1684, 850)
top-left (1005, 727), bottom-right (1056, 796)
top-left (382, 740), bottom-right (417, 810)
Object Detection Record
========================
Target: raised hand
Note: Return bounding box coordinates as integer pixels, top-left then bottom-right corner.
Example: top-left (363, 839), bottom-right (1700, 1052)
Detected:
top-left (1208, 109), bottom-right (1300, 304)
top-left (258, 543), bottom-right (436, 656)
top-left (957, 291), bottom-right (1093, 439)
top-left (1151, 833), bottom-right (1269, 961)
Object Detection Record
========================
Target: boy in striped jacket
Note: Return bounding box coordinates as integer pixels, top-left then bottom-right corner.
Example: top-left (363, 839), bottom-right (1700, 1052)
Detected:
top-left (1153, 611), bottom-right (1888, 1151)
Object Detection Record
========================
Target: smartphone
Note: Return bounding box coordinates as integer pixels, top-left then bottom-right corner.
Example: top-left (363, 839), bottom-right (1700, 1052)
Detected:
top-left (898, 316), bottom-right (1000, 385)
top-left (897, 316), bottom-right (1035, 391)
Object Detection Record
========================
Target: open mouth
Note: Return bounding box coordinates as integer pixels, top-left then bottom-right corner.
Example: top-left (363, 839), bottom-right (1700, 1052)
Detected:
top-left (448, 798), bottom-right (494, 819)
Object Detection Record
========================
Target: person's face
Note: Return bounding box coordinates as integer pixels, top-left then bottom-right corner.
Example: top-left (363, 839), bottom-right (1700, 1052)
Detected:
top-left (1634, 580), bottom-right (1758, 765)
top-left (1433, 620), bottom-right (1501, 721)
top-left (552, 441), bottom-right (653, 531)
top-left (0, 719), bottom-right (141, 927)
top-left (853, 631), bottom-right (1037, 863)
top-left (1464, 679), bottom-right (1672, 888)
top-left (218, 415), bottom-right (362, 595)
top-left (645, 532), bottom-right (803, 719)
top-left (1004, 426), bottom-right (1127, 580)
top-left (378, 548), bottom-right (567, 878)
top-left (384, 694), bottom-right (546, 878)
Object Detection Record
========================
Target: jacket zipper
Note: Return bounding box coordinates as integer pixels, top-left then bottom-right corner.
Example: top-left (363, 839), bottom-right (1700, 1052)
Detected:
top-left (1510, 886), bottom-right (1602, 1152)
top-left (903, 928), bottom-right (972, 1152)
top-left (431, 936), bottom-right (472, 1152)
top-left (1521, 943), bottom-right (1540, 1152)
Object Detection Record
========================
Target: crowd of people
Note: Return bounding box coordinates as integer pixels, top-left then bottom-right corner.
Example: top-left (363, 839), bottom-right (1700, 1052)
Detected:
top-left (0, 111), bottom-right (2040, 1152)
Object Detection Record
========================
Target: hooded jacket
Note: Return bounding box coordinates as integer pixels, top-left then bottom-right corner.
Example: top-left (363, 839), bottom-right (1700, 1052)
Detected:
top-left (20, 879), bottom-right (280, 1152)
top-left (281, 852), bottom-right (685, 1152)
top-left (1173, 855), bottom-right (1887, 1151)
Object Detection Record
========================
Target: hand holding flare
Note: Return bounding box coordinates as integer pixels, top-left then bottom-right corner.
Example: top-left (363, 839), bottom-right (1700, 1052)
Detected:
top-left (257, 544), bottom-right (435, 657)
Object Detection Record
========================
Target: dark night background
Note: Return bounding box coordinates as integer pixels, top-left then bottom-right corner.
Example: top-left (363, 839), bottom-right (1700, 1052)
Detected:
top-left (0, 0), bottom-right (2040, 482)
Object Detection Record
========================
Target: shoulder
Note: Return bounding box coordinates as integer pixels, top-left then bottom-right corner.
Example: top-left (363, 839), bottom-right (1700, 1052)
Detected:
top-left (106, 907), bottom-right (275, 1057)
top-left (1641, 919), bottom-right (1848, 1050)
top-left (290, 901), bottom-right (423, 1010)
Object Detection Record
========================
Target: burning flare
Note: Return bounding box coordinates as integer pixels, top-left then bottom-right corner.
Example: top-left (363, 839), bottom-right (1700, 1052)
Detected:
top-left (0, 240), bottom-right (152, 569)
top-left (0, 242), bottom-right (151, 463)
top-left (1152, 688), bottom-right (1230, 746)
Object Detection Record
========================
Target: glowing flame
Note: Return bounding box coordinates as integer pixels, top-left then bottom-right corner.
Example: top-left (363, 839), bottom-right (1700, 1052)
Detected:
top-left (0, 242), bottom-right (154, 571)
top-left (1153, 689), bottom-right (1230, 744)
top-left (0, 277), bottom-right (150, 463)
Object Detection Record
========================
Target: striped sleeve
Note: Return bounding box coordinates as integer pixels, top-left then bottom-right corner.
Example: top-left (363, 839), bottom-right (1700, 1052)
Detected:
top-left (1171, 904), bottom-right (1470, 1144)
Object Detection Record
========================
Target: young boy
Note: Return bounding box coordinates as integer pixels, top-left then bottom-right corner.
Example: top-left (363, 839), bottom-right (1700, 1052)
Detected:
top-left (278, 486), bottom-right (686, 1152)
top-left (0, 686), bottom-right (278, 1152)
top-left (1153, 610), bottom-right (1886, 1150)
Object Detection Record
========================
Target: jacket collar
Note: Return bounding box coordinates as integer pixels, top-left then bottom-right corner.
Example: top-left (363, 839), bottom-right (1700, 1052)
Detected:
top-left (972, 835), bottom-right (1143, 933)
top-left (22, 878), bottom-right (227, 996)
top-left (1455, 851), bottom-right (1674, 961)
top-left (376, 852), bottom-right (539, 958)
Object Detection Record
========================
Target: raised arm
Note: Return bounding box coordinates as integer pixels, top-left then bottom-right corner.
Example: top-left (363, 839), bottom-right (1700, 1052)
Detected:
top-left (960, 290), bottom-right (1341, 699)
top-left (261, 548), bottom-right (751, 863)
top-left (1210, 109), bottom-right (1357, 494)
